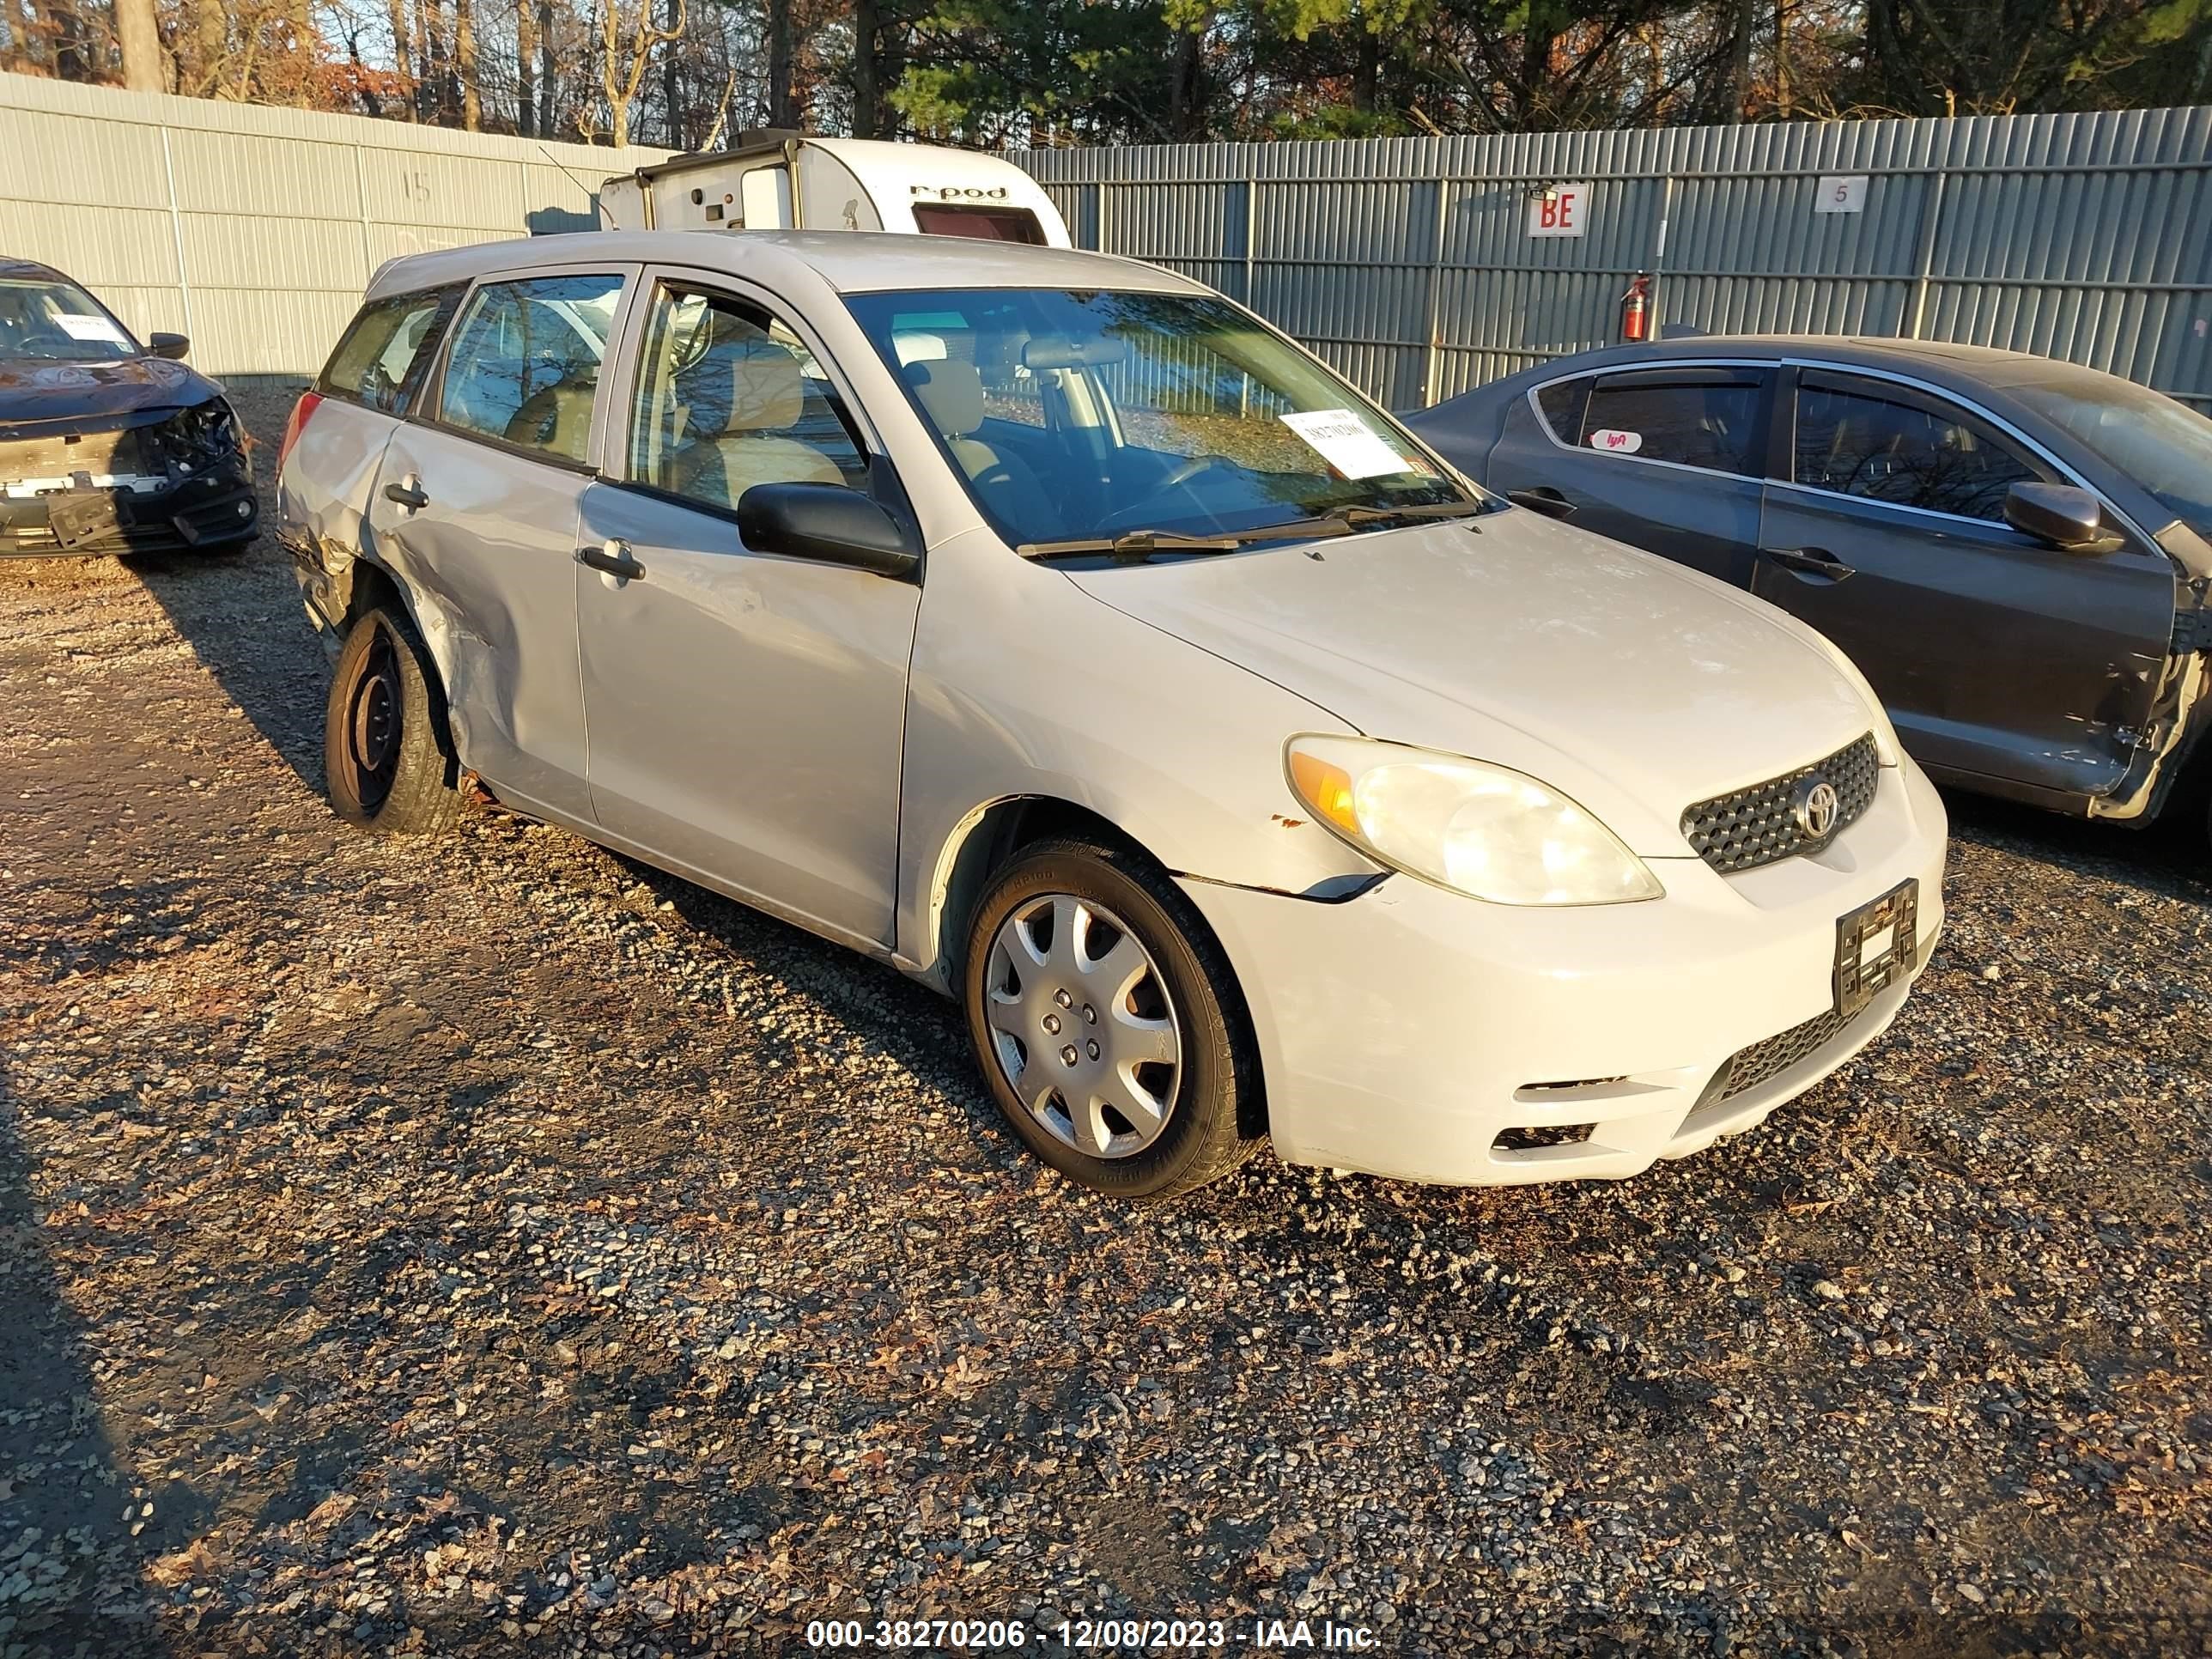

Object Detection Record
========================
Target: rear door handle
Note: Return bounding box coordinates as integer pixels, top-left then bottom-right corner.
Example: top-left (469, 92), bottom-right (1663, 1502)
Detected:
top-left (1759, 544), bottom-right (1856, 582)
top-left (575, 538), bottom-right (646, 581)
top-left (1507, 487), bottom-right (1577, 521)
top-left (383, 479), bottom-right (429, 511)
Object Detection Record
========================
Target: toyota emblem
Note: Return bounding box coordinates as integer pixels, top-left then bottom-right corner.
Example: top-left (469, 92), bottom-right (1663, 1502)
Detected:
top-left (1793, 775), bottom-right (1841, 841)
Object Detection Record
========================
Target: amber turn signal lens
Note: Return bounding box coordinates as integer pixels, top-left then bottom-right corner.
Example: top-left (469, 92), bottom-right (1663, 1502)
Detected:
top-left (1289, 750), bottom-right (1360, 835)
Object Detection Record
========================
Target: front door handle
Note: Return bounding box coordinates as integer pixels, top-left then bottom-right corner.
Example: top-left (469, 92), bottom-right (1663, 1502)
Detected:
top-left (383, 478), bottom-right (428, 511)
top-left (1759, 544), bottom-right (1856, 582)
top-left (1507, 487), bottom-right (1577, 521)
top-left (575, 538), bottom-right (646, 581)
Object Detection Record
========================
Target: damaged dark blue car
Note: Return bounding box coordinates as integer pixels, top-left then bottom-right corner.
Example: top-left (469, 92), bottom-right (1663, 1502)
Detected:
top-left (0, 256), bottom-right (257, 559)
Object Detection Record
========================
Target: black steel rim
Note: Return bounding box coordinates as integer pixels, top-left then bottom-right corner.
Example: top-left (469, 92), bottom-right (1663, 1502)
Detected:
top-left (346, 625), bottom-right (401, 811)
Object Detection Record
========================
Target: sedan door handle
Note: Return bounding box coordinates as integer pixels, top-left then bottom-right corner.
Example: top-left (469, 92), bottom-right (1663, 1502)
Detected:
top-left (1507, 487), bottom-right (1577, 521)
top-left (575, 538), bottom-right (646, 581)
top-left (1759, 544), bottom-right (1856, 582)
top-left (383, 479), bottom-right (429, 511)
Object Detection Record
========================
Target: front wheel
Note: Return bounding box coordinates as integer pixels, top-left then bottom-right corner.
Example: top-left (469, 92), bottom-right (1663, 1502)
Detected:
top-left (324, 604), bottom-right (465, 835)
top-left (962, 837), bottom-right (1263, 1198)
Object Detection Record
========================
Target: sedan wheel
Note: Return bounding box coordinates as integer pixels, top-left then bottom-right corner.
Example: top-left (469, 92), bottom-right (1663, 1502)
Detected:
top-left (983, 893), bottom-right (1182, 1160)
top-left (324, 604), bottom-right (465, 835)
top-left (962, 837), bottom-right (1262, 1198)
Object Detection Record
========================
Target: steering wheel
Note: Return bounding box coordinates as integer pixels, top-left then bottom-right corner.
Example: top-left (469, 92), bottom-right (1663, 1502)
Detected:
top-left (1162, 453), bottom-right (1237, 491)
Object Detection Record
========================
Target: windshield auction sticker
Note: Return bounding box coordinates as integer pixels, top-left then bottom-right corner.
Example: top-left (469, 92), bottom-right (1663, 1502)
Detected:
top-left (55, 313), bottom-right (129, 343)
top-left (1279, 408), bottom-right (1409, 478)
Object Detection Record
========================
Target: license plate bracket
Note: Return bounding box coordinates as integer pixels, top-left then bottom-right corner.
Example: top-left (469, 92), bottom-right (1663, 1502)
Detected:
top-left (1834, 878), bottom-right (1918, 1018)
top-left (48, 490), bottom-right (125, 550)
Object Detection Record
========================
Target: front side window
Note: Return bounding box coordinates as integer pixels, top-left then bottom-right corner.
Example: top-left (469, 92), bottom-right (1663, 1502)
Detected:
top-left (1794, 374), bottom-right (2043, 521)
top-left (1576, 371), bottom-right (1767, 476)
top-left (844, 286), bottom-right (1469, 548)
top-left (0, 274), bottom-right (140, 362)
top-left (2002, 370), bottom-right (2212, 538)
top-left (319, 286), bottom-right (460, 414)
top-left (436, 273), bottom-right (624, 464)
top-left (627, 284), bottom-right (868, 512)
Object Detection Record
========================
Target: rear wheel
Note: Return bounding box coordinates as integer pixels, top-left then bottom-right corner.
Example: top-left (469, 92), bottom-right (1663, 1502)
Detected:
top-left (324, 604), bottom-right (465, 835)
top-left (962, 837), bottom-right (1262, 1198)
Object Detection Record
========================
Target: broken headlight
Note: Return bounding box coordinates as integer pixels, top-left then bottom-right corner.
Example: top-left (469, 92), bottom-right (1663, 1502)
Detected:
top-left (147, 400), bottom-right (245, 473)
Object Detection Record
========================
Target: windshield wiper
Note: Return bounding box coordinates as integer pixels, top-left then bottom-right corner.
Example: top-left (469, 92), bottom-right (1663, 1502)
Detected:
top-left (1017, 499), bottom-right (1486, 563)
top-left (1017, 525), bottom-right (1333, 562)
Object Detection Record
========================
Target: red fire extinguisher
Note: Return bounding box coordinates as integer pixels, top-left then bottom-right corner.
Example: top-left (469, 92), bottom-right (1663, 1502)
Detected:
top-left (1620, 272), bottom-right (1652, 343)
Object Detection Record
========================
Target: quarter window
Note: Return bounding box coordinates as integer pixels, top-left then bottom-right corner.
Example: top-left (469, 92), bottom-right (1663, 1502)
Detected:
top-left (436, 274), bottom-right (624, 464)
top-left (1534, 376), bottom-right (1591, 444)
top-left (318, 285), bottom-right (460, 415)
top-left (627, 285), bottom-right (868, 513)
top-left (1793, 374), bottom-right (2043, 521)
top-left (1577, 372), bottom-right (1766, 476)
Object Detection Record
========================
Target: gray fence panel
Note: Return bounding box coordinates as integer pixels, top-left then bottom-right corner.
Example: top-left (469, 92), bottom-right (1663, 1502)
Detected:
top-left (1018, 107), bottom-right (2212, 410)
top-left (0, 73), bottom-right (669, 380)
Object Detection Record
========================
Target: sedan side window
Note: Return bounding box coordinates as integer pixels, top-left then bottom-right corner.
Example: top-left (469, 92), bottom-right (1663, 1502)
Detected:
top-left (1794, 374), bottom-right (2044, 522)
top-left (1534, 376), bottom-right (1592, 444)
top-left (627, 283), bottom-right (868, 513)
top-left (437, 273), bottom-right (624, 465)
top-left (1576, 372), bottom-right (1767, 476)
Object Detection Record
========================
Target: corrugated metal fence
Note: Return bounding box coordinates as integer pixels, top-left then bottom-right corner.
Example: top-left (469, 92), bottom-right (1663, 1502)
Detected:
top-left (1014, 109), bottom-right (2212, 411)
top-left (0, 74), bottom-right (667, 380)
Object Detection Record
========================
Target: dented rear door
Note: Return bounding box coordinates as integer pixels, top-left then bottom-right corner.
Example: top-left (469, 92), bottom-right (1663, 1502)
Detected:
top-left (364, 266), bottom-right (636, 824)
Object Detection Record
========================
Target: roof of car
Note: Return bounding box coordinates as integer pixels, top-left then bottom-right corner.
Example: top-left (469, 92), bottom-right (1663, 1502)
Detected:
top-left (368, 229), bottom-right (1200, 301)
top-left (1504, 332), bottom-right (2089, 385)
top-left (0, 255), bottom-right (66, 282)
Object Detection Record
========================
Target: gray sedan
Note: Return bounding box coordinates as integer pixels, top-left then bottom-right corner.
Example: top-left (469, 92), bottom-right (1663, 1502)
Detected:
top-left (1406, 337), bottom-right (2212, 844)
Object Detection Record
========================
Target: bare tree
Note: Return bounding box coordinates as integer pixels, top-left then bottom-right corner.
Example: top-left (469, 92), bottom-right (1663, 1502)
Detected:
top-left (456, 0), bottom-right (480, 125)
top-left (598, 0), bottom-right (685, 145)
top-left (116, 0), bottom-right (162, 89)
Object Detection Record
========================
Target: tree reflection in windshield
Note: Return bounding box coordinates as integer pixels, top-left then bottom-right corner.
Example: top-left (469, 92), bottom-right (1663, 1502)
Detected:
top-left (847, 286), bottom-right (1469, 548)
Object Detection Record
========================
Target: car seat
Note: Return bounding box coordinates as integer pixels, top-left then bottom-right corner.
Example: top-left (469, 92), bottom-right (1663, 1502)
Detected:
top-left (672, 320), bottom-right (844, 510)
top-left (902, 359), bottom-right (1054, 534)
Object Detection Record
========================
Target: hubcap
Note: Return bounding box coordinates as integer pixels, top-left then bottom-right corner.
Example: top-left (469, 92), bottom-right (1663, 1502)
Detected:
top-left (983, 894), bottom-right (1182, 1159)
top-left (346, 628), bottom-right (402, 810)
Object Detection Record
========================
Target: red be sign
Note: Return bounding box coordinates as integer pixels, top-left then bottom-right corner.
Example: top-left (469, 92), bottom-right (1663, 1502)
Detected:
top-left (1528, 183), bottom-right (1590, 239)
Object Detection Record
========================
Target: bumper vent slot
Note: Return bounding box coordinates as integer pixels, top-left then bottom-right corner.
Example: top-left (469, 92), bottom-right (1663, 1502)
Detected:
top-left (1680, 733), bottom-right (1880, 876)
top-left (1702, 1002), bottom-right (1869, 1108)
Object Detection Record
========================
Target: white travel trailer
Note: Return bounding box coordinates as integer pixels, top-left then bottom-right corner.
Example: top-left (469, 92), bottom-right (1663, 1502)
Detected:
top-left (597, 132), bottom-right (1072, 247)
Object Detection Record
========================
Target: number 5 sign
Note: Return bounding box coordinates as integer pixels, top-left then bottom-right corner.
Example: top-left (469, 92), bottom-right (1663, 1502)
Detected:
top-left (1526, 184), bottom-right (1590, 239)
top-left (1815, 175), bottom-right (1869, 215)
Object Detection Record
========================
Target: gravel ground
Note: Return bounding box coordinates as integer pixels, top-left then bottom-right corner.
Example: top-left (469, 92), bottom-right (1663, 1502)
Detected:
top-left (2, 381), bottom-right (2209, 1658)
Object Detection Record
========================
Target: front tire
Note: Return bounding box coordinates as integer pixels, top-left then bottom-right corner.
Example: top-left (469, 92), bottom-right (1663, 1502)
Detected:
top-left (324, 604), bottom-right (465, 835)
top-left (962, 837), bottom-right (1263, 1198)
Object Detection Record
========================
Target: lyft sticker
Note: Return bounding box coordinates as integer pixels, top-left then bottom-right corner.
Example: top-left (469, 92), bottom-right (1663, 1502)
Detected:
top-left (1589, 428), bottom-right (1643, 454)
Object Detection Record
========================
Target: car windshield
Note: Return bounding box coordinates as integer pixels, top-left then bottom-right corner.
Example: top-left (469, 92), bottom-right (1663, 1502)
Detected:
top-left (844, 287), bottom-right (1475, 548)
top-left (2003, 372), bottom-right (2212, 536)
top-left (0, 275), bottom-right (142, 362)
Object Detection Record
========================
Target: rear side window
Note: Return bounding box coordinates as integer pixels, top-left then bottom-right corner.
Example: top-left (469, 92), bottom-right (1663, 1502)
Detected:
top-left (911, 204), bottom-right (1048, 244)
top-left (317, 285), bottom-right (461, 414)
top-left (436, 273), bottom-right (626, 465)
top-left (1534, 376), bottom-right (1591, 442)
top-left (1577, 371), bottom-right (1767, 476)
top-left (1794, 373), bottom-right (2044, 522)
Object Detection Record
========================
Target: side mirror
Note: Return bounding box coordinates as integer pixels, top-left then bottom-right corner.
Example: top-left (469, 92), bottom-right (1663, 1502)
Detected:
top-left (148, 331), bottom-right (191, 361)
top-left (735, 483), bottom-right (919, 579)
top-left (2004, 481), bottom-right (2114, 553)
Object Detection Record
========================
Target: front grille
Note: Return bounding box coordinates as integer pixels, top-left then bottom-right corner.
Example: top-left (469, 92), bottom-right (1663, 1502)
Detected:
top-left (1680, 733), bottom-right (1880, 875)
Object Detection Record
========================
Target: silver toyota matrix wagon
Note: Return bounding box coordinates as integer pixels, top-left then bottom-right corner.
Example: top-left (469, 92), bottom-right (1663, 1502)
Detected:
top-left (277, 231), bottom-right (1947, 1198)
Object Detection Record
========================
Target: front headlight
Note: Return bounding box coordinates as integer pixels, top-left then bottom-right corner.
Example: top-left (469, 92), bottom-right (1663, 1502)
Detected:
top-left (1286, 735), bottom-right (1663, 906)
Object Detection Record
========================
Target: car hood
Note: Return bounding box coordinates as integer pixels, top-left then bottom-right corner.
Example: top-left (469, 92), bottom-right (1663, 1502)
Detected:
top-left (0, 355), bottom-right (218, 434)
top-left (1067, 513), bottom-right (1882, 858)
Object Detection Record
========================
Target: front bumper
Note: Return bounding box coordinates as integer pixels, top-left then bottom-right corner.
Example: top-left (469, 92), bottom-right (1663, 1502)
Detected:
top-left (1181, 756), bottom-right (1948, 1187)
top-left (0, 467), bottom-right (258, 558)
